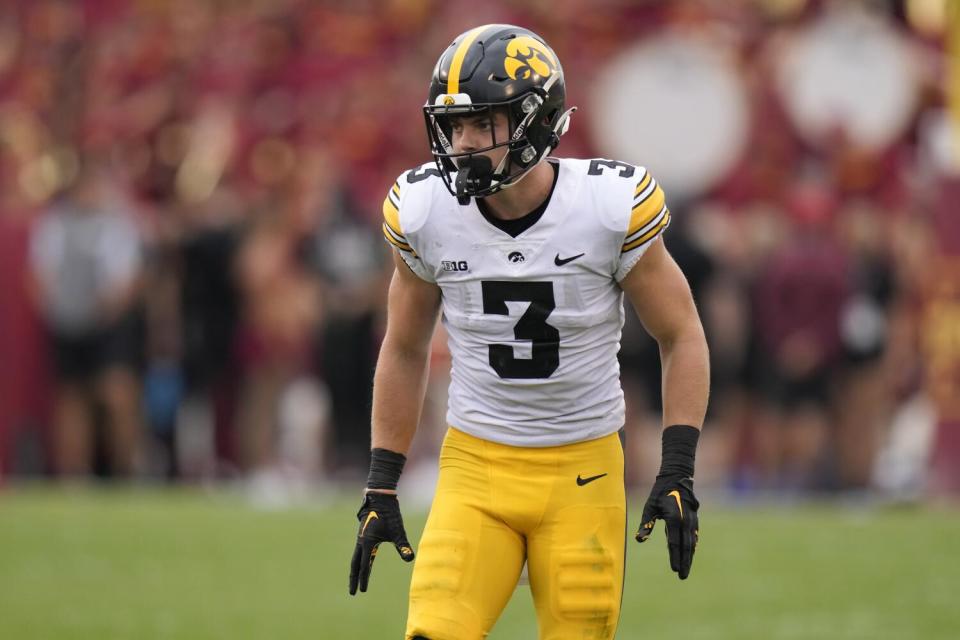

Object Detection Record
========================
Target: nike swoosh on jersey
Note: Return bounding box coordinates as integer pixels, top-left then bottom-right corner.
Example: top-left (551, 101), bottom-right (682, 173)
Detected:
top-left (554, 252), bottom-right (585, 266)
top-left (576, 473), bottom-right (608, 486)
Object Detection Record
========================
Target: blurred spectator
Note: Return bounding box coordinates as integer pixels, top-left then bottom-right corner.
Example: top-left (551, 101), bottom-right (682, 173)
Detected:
top-left (0, 163), bottom-right (47, 478)
top-left (751, 184), bottom-right (849, 491)
top-left (174, 187), bottom-right (245, 478)
top-left (234, 192), bottom-right (321, 484)
top-left (28, 163), bottom-right (144, 479)
top-left (833, 200), bottom-right (898, 489)
top-left (309, 184), bottom-right (388, 477)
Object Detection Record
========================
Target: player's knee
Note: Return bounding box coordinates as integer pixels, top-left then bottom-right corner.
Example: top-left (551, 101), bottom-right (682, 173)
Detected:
top-left (553, 547), bottom-right (618, 621)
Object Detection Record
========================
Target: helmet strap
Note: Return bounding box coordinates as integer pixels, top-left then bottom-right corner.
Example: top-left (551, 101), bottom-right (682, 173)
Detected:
top-left (518, 106), bottom-right (578, 174)
top-left (554, 106), bottom-right (576, 138)
top-left (494, 105), bottom-right (577, 193)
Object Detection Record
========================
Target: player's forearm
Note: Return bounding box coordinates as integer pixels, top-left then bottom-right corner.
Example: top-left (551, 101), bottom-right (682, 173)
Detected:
top-left (658, 321), bottom-right (710, 429)
top-left (370, 341), bottom-right (431, 455)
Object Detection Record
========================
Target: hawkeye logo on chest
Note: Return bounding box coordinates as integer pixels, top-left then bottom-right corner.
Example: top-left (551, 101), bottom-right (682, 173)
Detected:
top-left (442, 260), bottom-right (470, 272)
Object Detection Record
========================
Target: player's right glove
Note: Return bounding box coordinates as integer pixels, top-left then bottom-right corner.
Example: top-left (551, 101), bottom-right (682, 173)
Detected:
top-left (635, 425), bottom-right (701, 580)
top-left (348, 448), bottom-right (415, 596)
top-left (349, 491), bottom-right (415, 595)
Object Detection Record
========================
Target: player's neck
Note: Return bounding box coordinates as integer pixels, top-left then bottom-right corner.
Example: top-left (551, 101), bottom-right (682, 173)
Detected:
top-left (480, 161), bottom-right (555, 221)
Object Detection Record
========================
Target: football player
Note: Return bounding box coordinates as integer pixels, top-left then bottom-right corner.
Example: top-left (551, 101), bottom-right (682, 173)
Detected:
top-left (348, 24), bottom-right (710, 640)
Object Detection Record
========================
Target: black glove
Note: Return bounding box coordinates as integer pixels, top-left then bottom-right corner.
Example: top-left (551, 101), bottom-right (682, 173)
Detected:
top-left (636, 475), bottom-right (699, 579)
top-left (348, 492), bottom-right (415, 595)
top-left (635, 424), bottom-right (701, 580)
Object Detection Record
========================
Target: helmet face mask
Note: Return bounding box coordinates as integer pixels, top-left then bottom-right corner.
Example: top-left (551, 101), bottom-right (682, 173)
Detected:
top-left (423, 25), bottom-right (575, 202)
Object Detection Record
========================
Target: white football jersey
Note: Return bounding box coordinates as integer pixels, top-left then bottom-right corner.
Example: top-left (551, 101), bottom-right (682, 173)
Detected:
top-left (382, 158), bottom-right (671, 447)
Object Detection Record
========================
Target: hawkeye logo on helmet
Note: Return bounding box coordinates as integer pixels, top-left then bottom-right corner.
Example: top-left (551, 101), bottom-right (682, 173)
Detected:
top-left (434, 93), bottom-right (472, 107)
top-left (504, 36), bottom-right (557, 80)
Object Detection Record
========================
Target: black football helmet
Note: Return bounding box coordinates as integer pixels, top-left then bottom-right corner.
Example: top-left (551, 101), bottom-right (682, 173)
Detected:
top-left (424, 25), bottom-right (576, 202)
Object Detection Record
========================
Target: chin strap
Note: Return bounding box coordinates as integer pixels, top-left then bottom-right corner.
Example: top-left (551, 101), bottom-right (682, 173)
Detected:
top-left (513, 105), bottom-right (579, 184)
top-left (487, 104), bottom-right (579, 196)
top-left (544, 106), bottom-right (577, 157)
top-left (556, 106), bottom-right (576, 137)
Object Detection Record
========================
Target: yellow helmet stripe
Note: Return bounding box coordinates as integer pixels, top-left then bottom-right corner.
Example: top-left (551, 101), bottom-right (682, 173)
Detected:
top-left (447, 25), bottom-right (490, 94)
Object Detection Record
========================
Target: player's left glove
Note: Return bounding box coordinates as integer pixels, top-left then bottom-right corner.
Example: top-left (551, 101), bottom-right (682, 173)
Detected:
top-left (349, 491), bottom-right (415, 595)
top-left (635, 425), bottom-right (701, 580)
top-left (636, 474), bottom-right (699, 579)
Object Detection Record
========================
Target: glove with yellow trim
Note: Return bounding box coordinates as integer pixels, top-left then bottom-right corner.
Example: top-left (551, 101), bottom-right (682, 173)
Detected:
top-left (636, 475), bottom-right (699, 579)
top-left (349, 492), bottom-right (415, 595)
top-left (635, 424), bottom-right (701, 580)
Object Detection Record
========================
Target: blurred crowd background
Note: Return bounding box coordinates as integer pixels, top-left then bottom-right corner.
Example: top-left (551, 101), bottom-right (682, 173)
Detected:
top-left (0, 0), bottom-right (958, 503)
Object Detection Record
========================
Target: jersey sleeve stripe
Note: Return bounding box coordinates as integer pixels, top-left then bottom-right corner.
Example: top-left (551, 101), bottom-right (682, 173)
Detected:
top-left (389, 182), bottom-right (401, 208)
top-left (634, 170), bottom-right (651, 196)
top-left (382, 223), bottom-right (417, 255)
top-left (382, 219), bottom-right (410, 246)
top-left (625, 203), bottom-right (668, 243)
top-left (627, 184), bottom-right (666, 235)
top-left (382, 196), bottom-right (402, 236)
top-left (622, 208), bottom-right (670, 252)
top-left (633, 175), bottom-right (658, 207)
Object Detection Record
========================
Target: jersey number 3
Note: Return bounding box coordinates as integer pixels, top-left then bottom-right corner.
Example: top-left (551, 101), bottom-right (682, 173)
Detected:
top-left (481, 281), bottom-right (559, 379)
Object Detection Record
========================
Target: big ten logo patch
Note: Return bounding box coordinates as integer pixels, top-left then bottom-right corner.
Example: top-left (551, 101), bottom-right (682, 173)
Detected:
top-left (442, 260), bottom-right (469, 272)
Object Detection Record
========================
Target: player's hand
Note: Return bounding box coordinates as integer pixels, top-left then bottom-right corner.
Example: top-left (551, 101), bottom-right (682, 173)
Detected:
top-left (635, 475), bottom-right (699, 579)
top-left (348, 492), bottom-right (415, 595)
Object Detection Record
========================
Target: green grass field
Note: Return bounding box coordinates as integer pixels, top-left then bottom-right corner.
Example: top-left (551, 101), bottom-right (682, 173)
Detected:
top-left (1, 486), bottom-right (958, 639)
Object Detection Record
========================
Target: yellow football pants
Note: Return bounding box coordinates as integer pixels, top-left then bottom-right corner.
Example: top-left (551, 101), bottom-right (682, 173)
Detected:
top-left (405, 427), bottom-right (626, 640)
